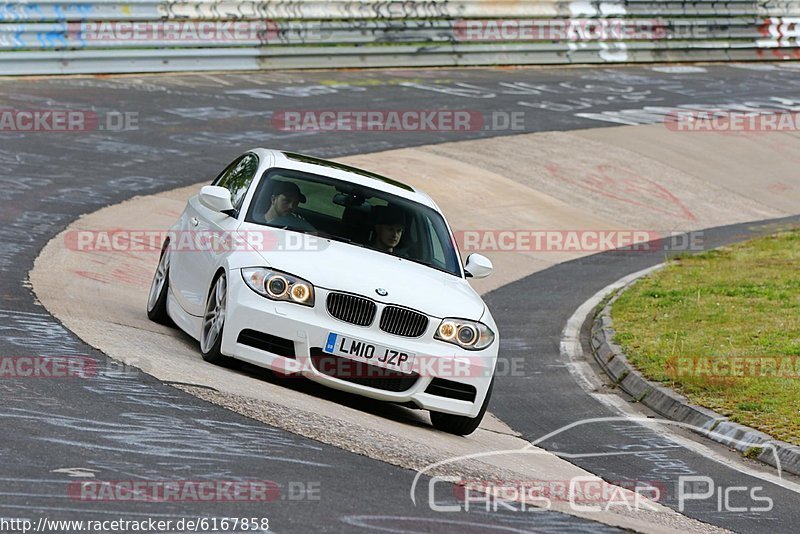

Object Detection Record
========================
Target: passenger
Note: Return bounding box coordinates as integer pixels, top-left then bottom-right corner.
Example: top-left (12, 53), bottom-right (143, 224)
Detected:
top-left (264, 181), bottom-right (315, 231)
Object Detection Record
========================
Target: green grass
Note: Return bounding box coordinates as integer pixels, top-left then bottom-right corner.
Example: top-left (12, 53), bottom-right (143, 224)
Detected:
top-left (611, 229), bottom-right (800, 446)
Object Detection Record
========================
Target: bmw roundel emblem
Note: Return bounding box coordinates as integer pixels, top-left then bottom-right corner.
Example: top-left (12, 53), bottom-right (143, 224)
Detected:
top-left (376, 288), bottom-right (388, 297)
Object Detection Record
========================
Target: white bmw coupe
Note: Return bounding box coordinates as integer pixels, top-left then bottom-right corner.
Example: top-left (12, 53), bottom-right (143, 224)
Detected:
top-left (147, 149), bottom-right (498, 435)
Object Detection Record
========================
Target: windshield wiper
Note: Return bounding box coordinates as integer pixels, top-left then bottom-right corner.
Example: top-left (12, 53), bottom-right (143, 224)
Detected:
top-left (312, 230), bottom-right (354, 245)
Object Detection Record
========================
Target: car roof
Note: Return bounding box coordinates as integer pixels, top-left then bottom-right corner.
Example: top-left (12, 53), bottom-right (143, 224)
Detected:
top-left (249, 148), bottom-right (438, 210)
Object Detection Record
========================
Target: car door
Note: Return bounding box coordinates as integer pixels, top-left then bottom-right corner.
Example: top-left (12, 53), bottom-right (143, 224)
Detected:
top-left (170, 153), bottom-right (260, 316)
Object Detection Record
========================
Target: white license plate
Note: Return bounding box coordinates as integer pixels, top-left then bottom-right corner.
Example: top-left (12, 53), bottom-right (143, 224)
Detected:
top-left (324, 332), bottom-right (415, 374)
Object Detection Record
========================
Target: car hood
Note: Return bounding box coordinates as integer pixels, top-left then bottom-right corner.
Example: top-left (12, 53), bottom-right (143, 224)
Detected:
top-left (247, 230), bottom-right (485, 320)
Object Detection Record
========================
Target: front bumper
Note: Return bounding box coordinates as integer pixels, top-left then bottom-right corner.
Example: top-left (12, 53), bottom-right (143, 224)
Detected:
top-left (221, 271), bottom-right (497, 418)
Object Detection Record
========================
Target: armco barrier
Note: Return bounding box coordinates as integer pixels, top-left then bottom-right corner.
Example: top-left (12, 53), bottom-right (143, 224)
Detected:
top-left (1, 1), bottom-right (799, 75)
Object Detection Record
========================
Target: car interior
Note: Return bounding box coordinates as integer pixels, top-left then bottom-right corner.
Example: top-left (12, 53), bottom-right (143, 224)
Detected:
top-left (245, 170), bottom-right (456, 274)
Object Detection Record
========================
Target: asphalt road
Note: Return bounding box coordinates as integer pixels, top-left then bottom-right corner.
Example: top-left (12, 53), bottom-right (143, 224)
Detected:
top-left (2, 64), bottom-right (800, 532)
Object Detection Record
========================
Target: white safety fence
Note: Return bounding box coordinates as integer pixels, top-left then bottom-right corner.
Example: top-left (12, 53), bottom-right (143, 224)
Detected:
top-left (1, 0), bottom-right (799, 75)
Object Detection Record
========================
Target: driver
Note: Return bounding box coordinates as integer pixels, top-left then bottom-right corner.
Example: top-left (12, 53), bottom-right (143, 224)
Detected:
top-left (371, 205), bottom-right (408, 255)
top-left (264, 180), bottom-right (315, 231)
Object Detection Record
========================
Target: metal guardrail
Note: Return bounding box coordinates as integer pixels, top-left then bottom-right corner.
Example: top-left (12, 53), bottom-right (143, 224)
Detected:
top-left (1, 1), bottom-right (799, 75)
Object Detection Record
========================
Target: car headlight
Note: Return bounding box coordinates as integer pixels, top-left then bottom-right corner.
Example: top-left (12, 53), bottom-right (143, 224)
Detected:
top-left (241, 267), bottom-right (315, 307)
top-left (435, 318), bottom-right (494, 350)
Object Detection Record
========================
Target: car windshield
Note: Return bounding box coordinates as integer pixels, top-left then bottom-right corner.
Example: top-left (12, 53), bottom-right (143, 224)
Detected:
top-left (245, 168), bottom-right (462, 277)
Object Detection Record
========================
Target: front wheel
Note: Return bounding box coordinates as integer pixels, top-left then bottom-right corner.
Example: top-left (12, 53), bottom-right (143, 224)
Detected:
top-left (200, 273), bottom-right (232, 366)
top-left (430, 379), bottom-right (494, 436)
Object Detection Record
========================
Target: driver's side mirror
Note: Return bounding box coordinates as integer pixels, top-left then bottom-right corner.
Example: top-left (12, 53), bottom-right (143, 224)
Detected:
top-left (464, 253), bottom-right (493, 279)
top-left (199, 185), bottom-right (234, 214)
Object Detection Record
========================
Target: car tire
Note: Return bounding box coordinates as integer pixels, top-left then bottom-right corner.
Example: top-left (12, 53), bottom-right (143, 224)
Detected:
top-left (200, 272), bottom-right (233, 366)
top-left (430, 378), bottom-right (494, 436)
top-left (146, 241), bottom-right (174, 326)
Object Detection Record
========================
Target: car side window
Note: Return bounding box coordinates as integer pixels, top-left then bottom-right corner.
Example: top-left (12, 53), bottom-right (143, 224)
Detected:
top-left (214, 154), bottom-right (259, 211)
top-left (426, 217), bottom-right (446, 265)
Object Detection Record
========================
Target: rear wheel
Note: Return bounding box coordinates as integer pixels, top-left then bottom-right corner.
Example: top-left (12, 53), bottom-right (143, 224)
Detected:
top-left (200, 273), bottom-right (232, 366)
top-left (430, 379), bottom-right (494, 436)
top-left (146, 242), bottom-right (173, 325)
